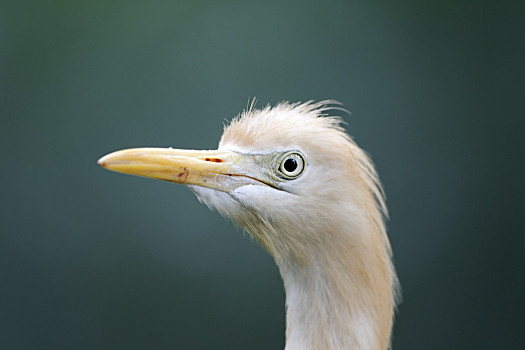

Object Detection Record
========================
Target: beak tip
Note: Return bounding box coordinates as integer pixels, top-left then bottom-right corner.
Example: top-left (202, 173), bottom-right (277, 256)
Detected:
top-left (97, 155), bottom-right (108, 168)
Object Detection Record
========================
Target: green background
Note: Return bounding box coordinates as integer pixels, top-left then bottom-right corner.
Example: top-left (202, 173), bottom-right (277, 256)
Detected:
top-left (1, 1), bottom-right (523, 349)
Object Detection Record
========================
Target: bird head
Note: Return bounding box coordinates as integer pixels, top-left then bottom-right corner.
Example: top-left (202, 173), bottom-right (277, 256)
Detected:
top-left (98, 101), bottom-right (397, 350)
top-left (98, 101), bottom-right (387, 265)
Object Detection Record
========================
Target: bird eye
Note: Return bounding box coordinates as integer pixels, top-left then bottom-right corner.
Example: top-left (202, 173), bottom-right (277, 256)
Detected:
top-left (277, 152), bottom-right (305, 179)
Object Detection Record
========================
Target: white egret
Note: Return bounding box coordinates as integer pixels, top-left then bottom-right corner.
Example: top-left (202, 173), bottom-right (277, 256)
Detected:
top-left (98, 101), bottom-right (398, 350)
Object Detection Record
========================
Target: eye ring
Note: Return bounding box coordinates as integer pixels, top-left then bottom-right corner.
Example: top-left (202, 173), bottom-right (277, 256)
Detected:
top-left (277, 152), bottom-right (306, 179)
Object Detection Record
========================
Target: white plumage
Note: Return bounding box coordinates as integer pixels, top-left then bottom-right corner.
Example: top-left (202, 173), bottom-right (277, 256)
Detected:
top-left (99, 101), bottom-right (398, 350)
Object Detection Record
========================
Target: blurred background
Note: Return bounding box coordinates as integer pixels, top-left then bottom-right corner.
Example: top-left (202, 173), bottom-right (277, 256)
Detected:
top-left (1, 1), bottom-right (523, 349)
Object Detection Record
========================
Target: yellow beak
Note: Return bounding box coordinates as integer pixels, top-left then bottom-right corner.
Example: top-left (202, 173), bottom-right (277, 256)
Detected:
top-left (98, 147), bottom-right (261, 192)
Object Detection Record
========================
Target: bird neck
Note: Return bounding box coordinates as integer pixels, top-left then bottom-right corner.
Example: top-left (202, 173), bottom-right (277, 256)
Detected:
top-left (277, 217), bottom-right (394, 350)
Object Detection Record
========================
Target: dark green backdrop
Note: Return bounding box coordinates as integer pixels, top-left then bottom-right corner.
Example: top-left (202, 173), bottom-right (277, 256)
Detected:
top-left (1, 1), bottom-right (523, 349)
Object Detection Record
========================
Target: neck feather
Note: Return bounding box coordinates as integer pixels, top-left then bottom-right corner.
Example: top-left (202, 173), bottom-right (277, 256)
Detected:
top-left (277, 215), bottom-right (395, 350)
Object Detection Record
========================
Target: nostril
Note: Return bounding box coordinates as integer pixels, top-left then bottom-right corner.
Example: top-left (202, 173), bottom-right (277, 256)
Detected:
top-left (204, 158), bottom-right (223, 163)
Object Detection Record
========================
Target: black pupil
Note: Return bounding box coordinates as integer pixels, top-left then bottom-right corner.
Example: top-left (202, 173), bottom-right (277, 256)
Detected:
top-left (283, 158), bottom-right (298, 173)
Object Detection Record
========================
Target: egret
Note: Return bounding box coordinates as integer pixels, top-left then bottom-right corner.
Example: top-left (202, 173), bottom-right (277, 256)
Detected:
top-left (98, 101), bottom-right (398, 350)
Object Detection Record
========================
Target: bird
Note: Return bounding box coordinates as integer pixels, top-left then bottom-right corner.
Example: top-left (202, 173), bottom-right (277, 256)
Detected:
top-left (98, 101), bottom-right (399, 350)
